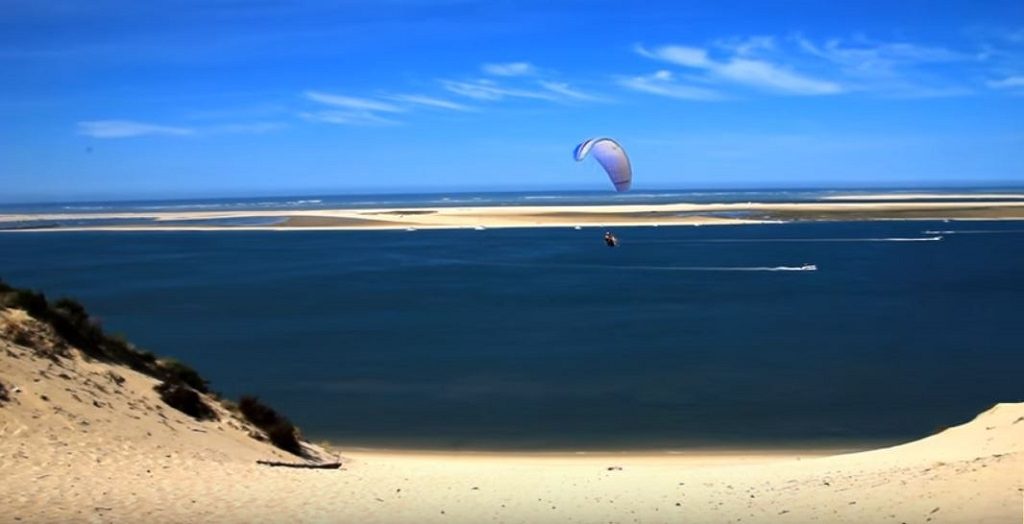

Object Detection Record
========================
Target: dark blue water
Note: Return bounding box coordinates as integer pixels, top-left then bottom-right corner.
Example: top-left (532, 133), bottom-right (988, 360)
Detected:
top-left (2, 221), bottom-right (1022, 449)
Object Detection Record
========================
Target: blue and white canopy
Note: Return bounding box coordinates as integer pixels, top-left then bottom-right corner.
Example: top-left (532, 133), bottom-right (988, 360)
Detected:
top-left (573, 138), bottom-right (632, 192)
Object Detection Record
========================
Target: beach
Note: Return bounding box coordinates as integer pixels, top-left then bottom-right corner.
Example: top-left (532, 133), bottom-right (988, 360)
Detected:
top-left (3, 199), bottom-right (1024, 231)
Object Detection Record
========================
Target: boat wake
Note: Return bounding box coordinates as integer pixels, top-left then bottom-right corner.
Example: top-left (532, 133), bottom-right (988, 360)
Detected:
top-left (634, 236), bottom-right (942, 244)
top-left (923, 229), bottom-right (1024, 235)
top-left (437, 259), bottom-right (817, 272)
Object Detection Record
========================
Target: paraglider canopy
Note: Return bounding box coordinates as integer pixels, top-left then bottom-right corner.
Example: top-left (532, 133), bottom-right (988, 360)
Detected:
top-left (574, 138), bottom-right (632, 192)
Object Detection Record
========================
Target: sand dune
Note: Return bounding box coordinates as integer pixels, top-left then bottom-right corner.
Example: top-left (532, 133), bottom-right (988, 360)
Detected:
top-left (1, 307), bottom-right (1021, 523)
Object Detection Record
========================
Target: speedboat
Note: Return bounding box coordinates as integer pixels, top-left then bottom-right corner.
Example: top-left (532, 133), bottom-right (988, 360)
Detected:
top-left (801, 263), bottom-right (818, 271)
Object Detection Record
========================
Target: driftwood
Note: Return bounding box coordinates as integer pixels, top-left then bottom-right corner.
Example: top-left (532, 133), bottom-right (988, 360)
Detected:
top-left (256, 460), bottom-right (343, 469)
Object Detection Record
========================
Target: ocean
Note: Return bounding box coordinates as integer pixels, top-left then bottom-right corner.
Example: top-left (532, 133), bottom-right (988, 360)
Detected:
top-left (1, 194), bottom-right (1022, 450)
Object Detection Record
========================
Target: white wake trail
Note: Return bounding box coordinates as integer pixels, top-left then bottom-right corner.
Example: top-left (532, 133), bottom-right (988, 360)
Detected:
top-left (437, 259), bottom-right (817, 272)
top-left (923, 229), bottom-right (1024, 235)
top-left (633, 236), bottom-right (943, 244)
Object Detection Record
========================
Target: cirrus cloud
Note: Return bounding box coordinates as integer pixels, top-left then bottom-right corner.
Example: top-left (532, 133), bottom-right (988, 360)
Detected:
top-left (618, 70), bottom-right (724, 101)
top-left (482, 62), bottom-right (537, 77)
top-left (636, 43), bottom-right (842, 95)
top-left (76, 120), bottom-right (194, 138)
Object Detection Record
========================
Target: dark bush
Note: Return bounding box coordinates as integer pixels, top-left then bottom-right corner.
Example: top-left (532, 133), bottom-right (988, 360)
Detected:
top-left (158, 359), bottom-right (209, 393)
top-left (264, 422), bottom-right (304, 456)
top-left (238, 395), bottom-right (303, 456)
top-left (98, 334), bottom-right (160, 375)
top-left (238, 395), bottom-right (280, 427)
top-left (154, 381), bottom-right (218, 421)
top-left (52, 297), bottom-right (89, 325)
top-left (2, 289), bottom-right (50, 319)
top-left (135, 348), bottom-right (158, 364)
top-left (10, 329), bottom-right (34, 348)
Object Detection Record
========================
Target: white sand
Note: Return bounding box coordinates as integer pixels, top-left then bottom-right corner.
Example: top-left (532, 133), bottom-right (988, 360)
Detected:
top-left (1, 308), bottom-right (1022, 523)
top-left (3, 199), bottom-right (1024, 232)
top-left (823, 193), bottom-right (1024, 201)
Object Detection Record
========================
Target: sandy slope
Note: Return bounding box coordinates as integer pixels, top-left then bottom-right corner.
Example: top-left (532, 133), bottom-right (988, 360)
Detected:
top-left (1, 308), bottom-right (1021, 523)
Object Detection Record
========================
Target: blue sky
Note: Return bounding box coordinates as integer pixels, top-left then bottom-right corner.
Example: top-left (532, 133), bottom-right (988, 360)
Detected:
top-left (2, 0), bottom-right (1023, 202)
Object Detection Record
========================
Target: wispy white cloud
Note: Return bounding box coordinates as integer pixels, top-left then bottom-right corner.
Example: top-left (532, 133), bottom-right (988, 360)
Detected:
top-left (302, 89), bottom-right (476, 125)
top-left (304, 90), bottom-right (404, 112)
top-left (386, 93), bottom-right (474, 111)
top-left (633, 34), bottom-right (1004, 98)
top-left (618, 70), bottom-right (723, 101)
top-left (538, 81), bottom-right (606, 102)
top-left (299, 64), bottom-right (601, 128)
top-left (637, 43), bottom-right (842, 95)
top-left (441, 77), bottom-right (606, 104)
top-left (299, 110), bottom-right (399, 126)
top-left (793, 37), bottom-right (979, 97)
top-left (77, 119), bottom-right (290, 138)
top-left (441, 79), bottom-right (557, 101)
top-left (77, 120), bottom-right (194, 138)
top-left (717, 58), bottom-right (842, 94)
top-left (987, 75), bottom-right (1024, 89)
top-left (636, 45), bottom-right (710, 67)
top-left (482, 62), bottom-right (537, 76)
top-left (302, 90), bottom-right (411, 126)
top-left (714, 36), bottom-right (778, 57)
top-left (445, 61), bottom-right (608, 104)
top-left (794, 37), bottom-right (971, 74)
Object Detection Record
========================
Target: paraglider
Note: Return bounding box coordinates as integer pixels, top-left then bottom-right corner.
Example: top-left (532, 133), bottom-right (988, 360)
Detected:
top-left (573, 138), bottom-right (632, 192)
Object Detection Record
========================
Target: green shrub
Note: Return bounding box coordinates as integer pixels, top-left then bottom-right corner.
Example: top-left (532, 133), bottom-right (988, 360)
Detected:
top-left (238, 395), bottom-right (303, 456)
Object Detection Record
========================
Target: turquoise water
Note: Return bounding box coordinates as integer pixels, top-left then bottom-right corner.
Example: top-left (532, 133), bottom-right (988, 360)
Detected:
top-left (1, 219), bottom-right (1022, 449)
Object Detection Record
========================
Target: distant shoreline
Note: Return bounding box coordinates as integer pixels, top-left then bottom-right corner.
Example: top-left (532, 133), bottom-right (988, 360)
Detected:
top-left (3, 199), bottom-right (1024, 232)
top-left (821, 192), bottom-right (1024, 201)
